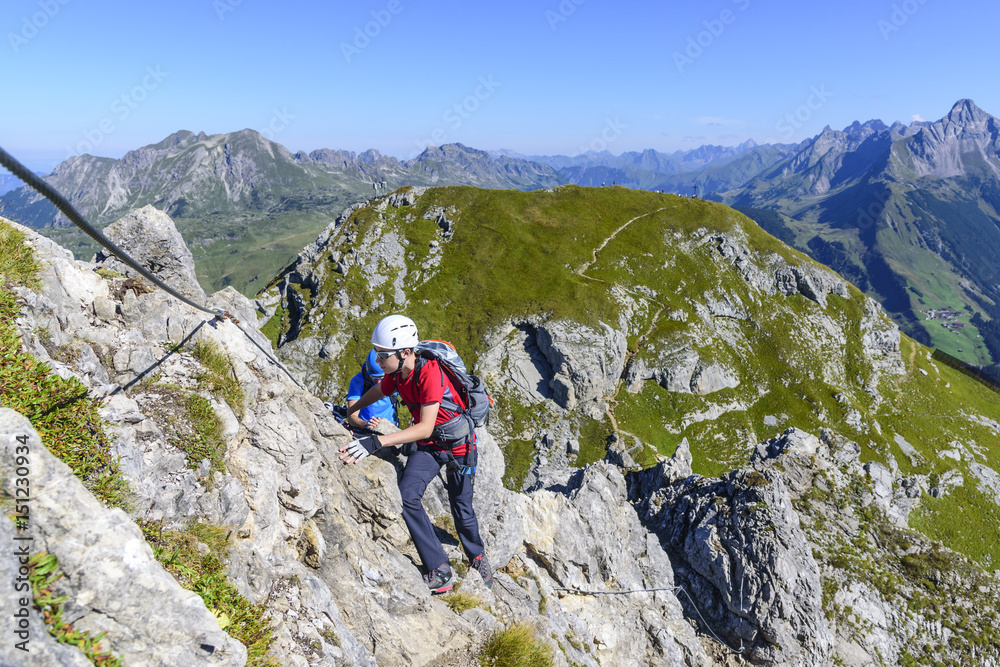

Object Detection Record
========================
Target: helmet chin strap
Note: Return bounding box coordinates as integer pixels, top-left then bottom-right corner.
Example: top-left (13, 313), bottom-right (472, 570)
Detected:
top-left (388, 349), bottom-right (406, 376)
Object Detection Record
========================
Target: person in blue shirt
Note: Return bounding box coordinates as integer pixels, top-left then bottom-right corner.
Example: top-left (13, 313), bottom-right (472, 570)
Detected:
top-left (345, 349), bottom-right (398, 431)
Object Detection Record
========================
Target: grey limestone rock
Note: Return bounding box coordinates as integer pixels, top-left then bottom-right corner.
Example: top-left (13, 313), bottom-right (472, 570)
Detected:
top-left (712, 230), bottom-right (850, 310)
top-left (521, 462), bottom-right (712, 666)
top-left (0, 514), bottom-right (95, 667)
top-left (94, 204), bottom-right (206, 301)
top-left (626, 343), bottom-right (740, 396)
top-left (388, 187), bottom-right (426, 208)
top-left (773, 264), bottom-right (849, 308)
top-left (632, 432), bottom-right (834, 667)
top-left (0, 408), bottom-right (247, 667)
top-left (534, 319), bottom-right (627, 418)
top-left (478, 318), bottom-right (627, 420)
top-left (477, 321), bottom-right (556, 408)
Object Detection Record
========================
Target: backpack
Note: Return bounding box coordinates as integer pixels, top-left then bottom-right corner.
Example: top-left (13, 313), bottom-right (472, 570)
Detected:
top-left (406, 340), bottom-right (493, 447)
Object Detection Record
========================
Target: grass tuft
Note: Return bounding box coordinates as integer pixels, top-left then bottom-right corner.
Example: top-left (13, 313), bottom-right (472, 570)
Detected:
top-left (441, 592), bottom-right (480, 613)
top-left (0, 289), bottom-right (129, 509)
top-left (178, 391), bottom-right (226, 475)
top-left (478, 622), bottom-right (555, 667)
top-left (192, 338), bottom-right (246, 419)
top-left (28, 552), bottom-right (125, 666)
top-left (0, 220), bottom-right (41, 289)
top-left (140, 520), bottom-right (279, 666)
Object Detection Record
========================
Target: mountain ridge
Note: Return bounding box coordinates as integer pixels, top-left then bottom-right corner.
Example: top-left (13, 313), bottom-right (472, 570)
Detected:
top-left (3, 99), bottom-right (998, 364)
top-left (724, 99), bottom-right (1000, 365)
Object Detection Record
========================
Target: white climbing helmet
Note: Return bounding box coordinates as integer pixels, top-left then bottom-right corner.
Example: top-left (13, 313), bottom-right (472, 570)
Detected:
top-left (371, 314), bottom-right (419, 350)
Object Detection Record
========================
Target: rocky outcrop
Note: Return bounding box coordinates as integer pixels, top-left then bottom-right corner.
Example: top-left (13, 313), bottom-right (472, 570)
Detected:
top-left (478, 318), bottom-right (627, 420)
top-left (533, 320), bottom-right (626, 418)
top-left (773, 265), bottom-right (850, 309)
top-left (713, 232), bottom-right (850, 308)
top-left (631, 438), bottom-right (834, 667)
top-left (625, 343), bottom-right (740, 396)
top-left (517, 462), bottom-right (712, 666)
top-left (94, 204), bottom-right (206, 300)
top-left (0, 409), bottom-right (247, 666)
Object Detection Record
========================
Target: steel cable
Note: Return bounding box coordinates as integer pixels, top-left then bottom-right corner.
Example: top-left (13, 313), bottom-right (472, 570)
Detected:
top-left (0, 145), bottom-right (306, 390)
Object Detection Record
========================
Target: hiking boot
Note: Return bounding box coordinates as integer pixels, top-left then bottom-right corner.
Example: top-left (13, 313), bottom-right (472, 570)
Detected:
top-left (423, 565), bottom-right (454, 594)
top-left (471, 553), bottom-right (493, 590)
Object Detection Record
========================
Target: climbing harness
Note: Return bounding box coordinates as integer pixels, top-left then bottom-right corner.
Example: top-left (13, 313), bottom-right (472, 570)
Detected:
top-left (0, 145), bottom-right (305, 390)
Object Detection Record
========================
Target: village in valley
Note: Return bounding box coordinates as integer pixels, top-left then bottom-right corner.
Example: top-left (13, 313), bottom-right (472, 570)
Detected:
top-left (922, 307), bottom-right (968, 332)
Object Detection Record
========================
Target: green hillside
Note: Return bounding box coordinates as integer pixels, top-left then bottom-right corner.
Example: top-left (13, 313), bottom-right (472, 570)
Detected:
top-left (265, 185), bottom-right (1000, 567)
top-left (734, 182), bottom-right (999, 366)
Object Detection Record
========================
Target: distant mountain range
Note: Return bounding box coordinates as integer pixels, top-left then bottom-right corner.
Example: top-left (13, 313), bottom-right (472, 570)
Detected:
top-left (724, 99), bottom-right (1000, 366)
top-left (0, 131), bottom-right (561, 294)
top-left (2, 99), bottom-right (998, 364)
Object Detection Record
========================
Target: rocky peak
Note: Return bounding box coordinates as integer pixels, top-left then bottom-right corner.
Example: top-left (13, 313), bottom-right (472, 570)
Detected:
top-left (945, 98), bottom-right (989, 125)
top-left (843, 118), bottom-right (889, 138)
top-left (904, 98), bottom-right (1000, 178)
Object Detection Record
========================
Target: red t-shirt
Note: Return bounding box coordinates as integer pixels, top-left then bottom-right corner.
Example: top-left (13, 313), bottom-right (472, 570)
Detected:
top-left (381, 359), bottom-right (470, 455)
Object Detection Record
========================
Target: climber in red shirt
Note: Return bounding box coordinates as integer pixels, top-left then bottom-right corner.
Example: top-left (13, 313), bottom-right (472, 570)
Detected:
top-left (340, 314), bottom-right (492, 594)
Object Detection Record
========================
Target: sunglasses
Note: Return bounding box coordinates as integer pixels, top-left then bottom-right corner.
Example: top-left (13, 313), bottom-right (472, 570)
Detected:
top-left (375, 350), bottom-right (397, 359)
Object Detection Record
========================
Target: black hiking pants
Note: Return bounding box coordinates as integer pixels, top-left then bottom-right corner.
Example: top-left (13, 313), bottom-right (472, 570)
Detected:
top-left (398, 442), bottom-right (483, 573)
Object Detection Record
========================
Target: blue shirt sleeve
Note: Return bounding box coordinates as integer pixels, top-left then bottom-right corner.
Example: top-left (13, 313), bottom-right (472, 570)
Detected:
top-left (346, 373), bottom-right (365, 401)
top-left (347, 372), bottom-right (398, 425)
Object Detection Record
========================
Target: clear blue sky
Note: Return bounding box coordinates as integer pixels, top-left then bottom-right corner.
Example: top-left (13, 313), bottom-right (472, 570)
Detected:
top-left (3, 0), bottom-right (998, 172)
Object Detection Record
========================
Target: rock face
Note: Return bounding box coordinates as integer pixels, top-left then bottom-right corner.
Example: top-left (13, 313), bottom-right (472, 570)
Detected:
top-left (517, 462), bottom-right (712, 666)
top-left (94, 204), bottom-right (206, 300)
top-left (626, 343), bottom-right (740, 396)
top-left (904, 98), bottom-right (1000, 179)
top-left (0, 409), bottom-right (247, 666)
top-left (631, 438), bottom-right (834, 667)
top-left (533, 320), bottom-right (626, 418)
